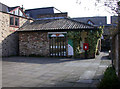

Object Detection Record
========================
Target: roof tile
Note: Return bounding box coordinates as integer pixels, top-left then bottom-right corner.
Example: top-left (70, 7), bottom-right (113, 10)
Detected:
top-left (18, 18), bottom-right (98, 32)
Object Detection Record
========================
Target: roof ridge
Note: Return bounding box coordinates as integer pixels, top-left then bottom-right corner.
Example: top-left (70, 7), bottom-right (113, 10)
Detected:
top-left (73, 16), bottom-right (107, 19)
top-left (10, 6), bottom-right (20, 8)
top-left (0, 2), bottom-right (9, 7)
top-left (25, 7), bottom-right (54, 11)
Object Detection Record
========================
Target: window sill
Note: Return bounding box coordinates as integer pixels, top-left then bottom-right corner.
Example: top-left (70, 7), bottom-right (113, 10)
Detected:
top-left (10, 25), bottom-right (19, 28)
top-left (9, 29), bottom-right (16, 32)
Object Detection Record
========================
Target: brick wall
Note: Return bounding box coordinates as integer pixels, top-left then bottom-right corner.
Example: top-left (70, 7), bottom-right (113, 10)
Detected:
top-left (0, 12), bottom-right (33, 57)
top-left (19, 32), bottom-right (49, 56)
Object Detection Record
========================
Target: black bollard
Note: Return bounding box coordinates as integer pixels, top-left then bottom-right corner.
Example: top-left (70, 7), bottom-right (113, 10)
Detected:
top-left (85, 50), bottom-right (87, 58)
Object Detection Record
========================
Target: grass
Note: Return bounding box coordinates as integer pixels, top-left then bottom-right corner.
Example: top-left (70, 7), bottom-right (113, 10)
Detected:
top-left (98, 66), bottom-right (120, 89)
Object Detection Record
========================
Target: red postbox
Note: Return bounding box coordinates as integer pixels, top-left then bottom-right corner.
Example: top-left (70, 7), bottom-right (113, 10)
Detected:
top-left (83, 43), bottom-right (89, 50)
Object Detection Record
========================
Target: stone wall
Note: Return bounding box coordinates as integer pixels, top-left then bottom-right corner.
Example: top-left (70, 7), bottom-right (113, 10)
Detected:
top-left (0, 12), bottom-right (33, 57)
top-left (0, 12), bottom-right (2, 57)
top-left (112, 32), bottom-right (120, 78)
top-left (19, 32), bottom-right (49, 56)
top-left (119, 33), bottom-right (120, 78)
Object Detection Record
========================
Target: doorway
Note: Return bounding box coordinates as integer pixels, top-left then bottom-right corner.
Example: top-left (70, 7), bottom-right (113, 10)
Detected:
top-left (49, 33), bottom-right (67, 57)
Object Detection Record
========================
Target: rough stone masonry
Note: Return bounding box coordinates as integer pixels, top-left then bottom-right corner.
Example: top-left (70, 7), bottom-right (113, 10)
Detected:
top-left (0, 11), bottom-right (33, 57)
top-left (19, 31), bottom-right (49, 56)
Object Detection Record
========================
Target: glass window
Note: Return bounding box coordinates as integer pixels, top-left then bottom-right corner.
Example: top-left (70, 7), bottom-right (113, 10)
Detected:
top-left (10, 15), bottom-right (19, 27)
top-left (15, 17), bottom-right (19, 26)
top-left (19, 11), bottom-right (23, 16)
top-left (18, 8), bottom-right (20, 15)
top-left (10, 16), bottom-right (14, 25)
top-left (15, 9), bottom-right (18, 15)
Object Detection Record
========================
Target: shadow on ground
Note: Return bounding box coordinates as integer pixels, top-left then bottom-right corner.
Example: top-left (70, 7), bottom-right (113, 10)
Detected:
top-left (2, 51), bottom-right (110, 64)
top-left (101, 56), bottom-right (110, 60)
top-left (2, 57), bottom-right (89, 64)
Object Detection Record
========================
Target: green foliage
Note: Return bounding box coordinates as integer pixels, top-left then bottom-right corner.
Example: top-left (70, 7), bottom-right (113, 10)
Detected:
top-left (87, 31), bottom-right (97, 54)
top-left (67, 31), bottom-right (82, 56)
top-left (98, 67), bottom-right (120, 89)
top-left (67, 28), bottom-right (103, 57)
top-left (98, 28), bottom-right (103, 37)
top-left (67, 31), bottom-right (81, 40)
top-left (87, 29), bottom-right (103, 55)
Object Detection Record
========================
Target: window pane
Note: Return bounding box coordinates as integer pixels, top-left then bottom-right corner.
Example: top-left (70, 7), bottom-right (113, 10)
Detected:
top-left (15, 17), bottom-right (19, 26)
top-left (18, 8), bottom-right (20, 16)
top-left (10, 16), bottom-right (14, 25)
top-left (19, 11), bottom-right (23, 16)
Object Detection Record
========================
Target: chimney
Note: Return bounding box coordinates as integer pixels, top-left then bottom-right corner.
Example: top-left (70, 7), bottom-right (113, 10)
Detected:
top-left (21, 5), bottom-right (25, 12)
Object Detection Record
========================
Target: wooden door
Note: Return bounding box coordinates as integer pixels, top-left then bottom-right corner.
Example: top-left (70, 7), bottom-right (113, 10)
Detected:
top-left (49, 36), bottom-right (67, 57)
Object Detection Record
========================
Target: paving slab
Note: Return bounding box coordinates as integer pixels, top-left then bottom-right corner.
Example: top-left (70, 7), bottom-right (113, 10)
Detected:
top-left (76, 79), bottom-right (93, 83)
top-left (2, 52), bottom-right (111, 88)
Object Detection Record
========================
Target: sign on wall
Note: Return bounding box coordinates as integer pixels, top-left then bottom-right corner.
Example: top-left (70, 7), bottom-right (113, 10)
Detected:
top-left (68, 39), bottom-right (73, 56)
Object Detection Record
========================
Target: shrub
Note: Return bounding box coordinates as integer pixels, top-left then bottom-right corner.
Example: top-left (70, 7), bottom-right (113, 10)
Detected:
top-left (98, 67), bottom-right (120, 89)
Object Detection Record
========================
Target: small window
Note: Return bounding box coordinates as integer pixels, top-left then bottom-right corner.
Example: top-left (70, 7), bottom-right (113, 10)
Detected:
top-left (10, 16), bottom-right (14, 25)
top-left (19, 11), bottom-right (23, 16)
top-left (10, 15), bottom-right (19, 27)
top-left (15, 17), bottom-right (19, 26)
top-left (18, 8), bottom-right (20, 16)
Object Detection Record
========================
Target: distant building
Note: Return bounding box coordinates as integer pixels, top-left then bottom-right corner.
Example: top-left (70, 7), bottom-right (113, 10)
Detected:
top-left (0, 2), bottom-right (27, 17)
top-left (25, 7), bottom-right (68, 20)
top-left (111, 16), bottom-right (118, 25)
top-left (73, 16), bottom-right (107, 26)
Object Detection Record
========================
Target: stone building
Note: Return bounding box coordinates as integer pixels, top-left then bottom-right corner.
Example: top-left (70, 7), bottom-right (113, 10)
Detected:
top-left (0, 2), bottom-right (33, 57)
top-left (18, 18), bottom-right (102, 58)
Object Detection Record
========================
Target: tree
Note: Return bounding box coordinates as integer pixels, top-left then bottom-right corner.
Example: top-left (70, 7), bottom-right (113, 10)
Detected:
top-left (96, 0), bottom-right (120, 34)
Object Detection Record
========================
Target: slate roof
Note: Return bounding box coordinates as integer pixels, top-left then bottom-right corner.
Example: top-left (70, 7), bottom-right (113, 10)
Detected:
top-left (73, 16), bottom-right (107, 26)
top-left (8, 6), bottom-right (19, 12)
top-left (25, 7), bottom-right (54, 19)
top-left (111, 16), bottom-right (118, 24)
top-left (0, 2), bottom-right (8, 12)
top-left (0, 2), bottom-right (21, 13)
top-left (18, 18), bottom-right (98, 32)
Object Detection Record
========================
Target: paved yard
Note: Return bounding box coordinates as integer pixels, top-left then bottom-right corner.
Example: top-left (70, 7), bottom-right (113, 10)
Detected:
top-left (2, 52), bottom-right (111, 88)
